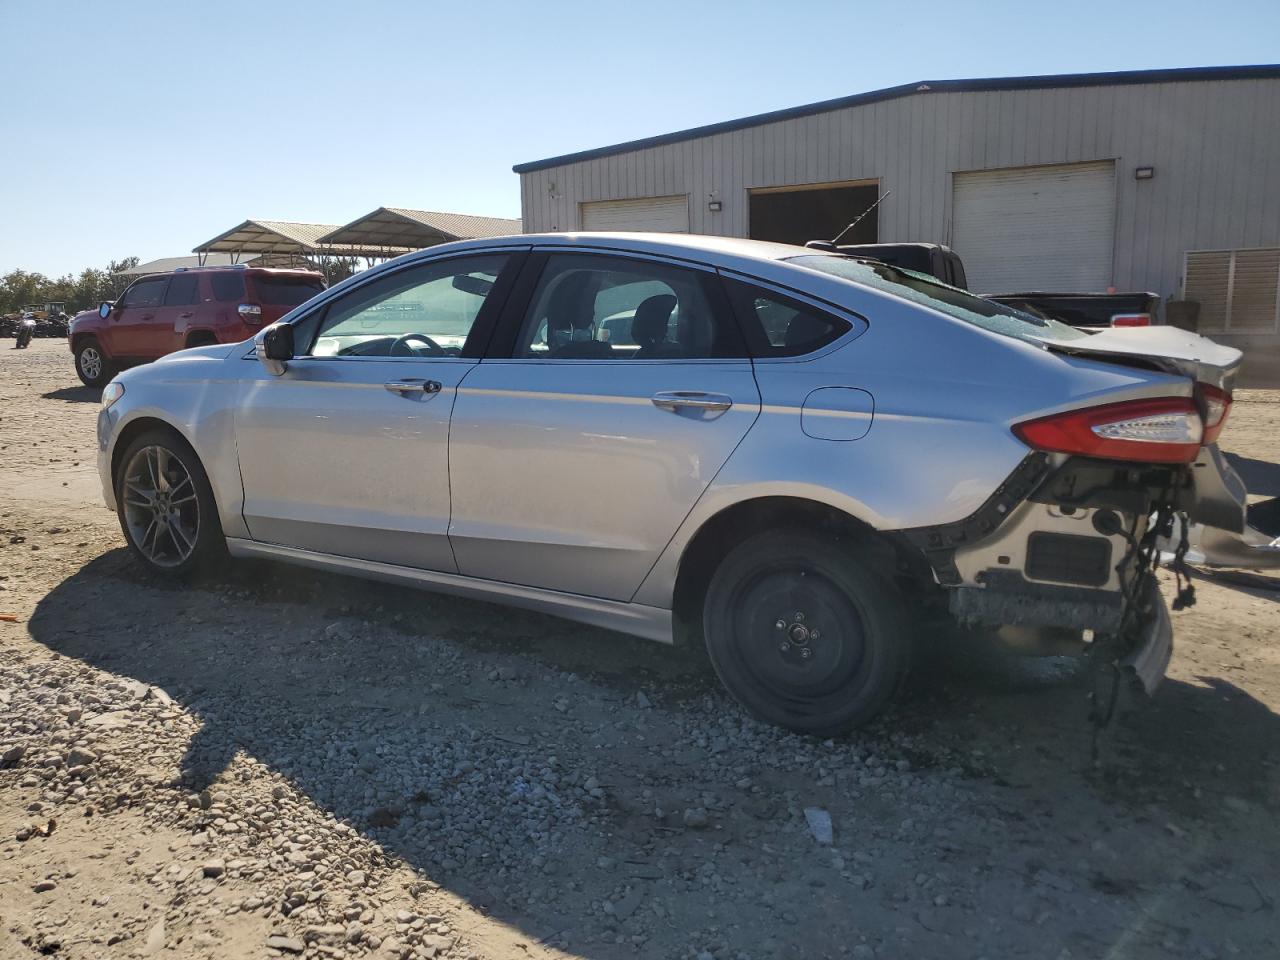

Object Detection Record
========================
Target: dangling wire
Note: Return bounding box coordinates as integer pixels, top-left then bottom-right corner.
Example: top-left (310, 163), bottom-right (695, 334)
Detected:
top-left (1169, 513), bottom-right (1197, 611)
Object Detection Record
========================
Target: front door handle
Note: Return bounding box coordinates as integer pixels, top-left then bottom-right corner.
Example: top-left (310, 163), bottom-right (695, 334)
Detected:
top-left (384, 378), bottom-right (442, 396)
top-left (651, 391), bottom-right (733, 413)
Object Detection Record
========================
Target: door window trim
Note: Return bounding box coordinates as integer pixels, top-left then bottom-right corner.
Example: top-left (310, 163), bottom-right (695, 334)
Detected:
top-left (484, 249), bottom-right (752, 363)
top-left (277, 249), bottom-right (528, 363)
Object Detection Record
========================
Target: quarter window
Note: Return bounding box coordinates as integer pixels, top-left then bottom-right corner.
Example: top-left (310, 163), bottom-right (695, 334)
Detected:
top-left (726, 280), bottom-right (851, 357)
top-left (513, 254), bottom-right (743, 360)
top-left (119, 277), bottom-right (168, 309)
top-left (304, 254), bottom-right (508, 358)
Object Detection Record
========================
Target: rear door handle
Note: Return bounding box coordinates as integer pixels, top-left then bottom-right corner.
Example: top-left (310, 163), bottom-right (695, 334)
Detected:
top-left (384, 378), bottom-right (442, 396)
top-left (651, 391), bottom-right (733, 413)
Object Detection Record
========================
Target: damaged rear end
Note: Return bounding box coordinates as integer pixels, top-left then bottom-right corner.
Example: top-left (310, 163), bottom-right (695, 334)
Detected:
top-left (906, 326), bottom-right (1249, 697)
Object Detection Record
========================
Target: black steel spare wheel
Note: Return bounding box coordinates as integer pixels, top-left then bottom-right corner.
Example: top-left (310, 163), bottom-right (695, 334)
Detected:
top-left (703, 530), bottom-right (911, 735)
top-left (115, 429), bottom-right (224, 577)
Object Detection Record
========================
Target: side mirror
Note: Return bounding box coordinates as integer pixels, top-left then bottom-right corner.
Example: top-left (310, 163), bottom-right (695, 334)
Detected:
top-left (262, 324), bottom-right (295, 360)
top-left (98, 301), bottom-right (113, 319)
top-left (256, 324), bottom-right (295, 376)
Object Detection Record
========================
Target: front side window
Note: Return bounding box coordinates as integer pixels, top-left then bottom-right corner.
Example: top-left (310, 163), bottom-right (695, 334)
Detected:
top-left (119, 277), bottom-right (168, 308)
top-left (787, 254), bottom-right (1088, 343)
top-left (513, 254), bottom-right (741, 360)
top-left (305, 254), bottom-right (508, 358)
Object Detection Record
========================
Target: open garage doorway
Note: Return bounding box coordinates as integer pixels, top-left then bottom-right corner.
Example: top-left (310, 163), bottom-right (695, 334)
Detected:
top-left (748, 180), bottom-right (880, 246)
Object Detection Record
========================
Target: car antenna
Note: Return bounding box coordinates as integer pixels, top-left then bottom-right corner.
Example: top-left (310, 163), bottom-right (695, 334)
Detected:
top-left (804, 190), bottom-right (893, 250)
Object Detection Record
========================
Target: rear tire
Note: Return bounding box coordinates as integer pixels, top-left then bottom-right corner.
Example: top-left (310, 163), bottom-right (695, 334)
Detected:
top-left (702, 530), bottom-right (912, 736)
top-left (75, 338), bottom-right (112, 387)
top-left (114, 428), bottom-right (226, 578)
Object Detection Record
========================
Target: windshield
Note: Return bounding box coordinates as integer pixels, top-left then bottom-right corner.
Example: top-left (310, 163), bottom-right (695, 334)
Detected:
top-left (787, 254), bottom-right (1089, 343)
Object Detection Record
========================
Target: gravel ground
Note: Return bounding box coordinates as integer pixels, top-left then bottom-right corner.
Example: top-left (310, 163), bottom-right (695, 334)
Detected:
top-left (2, 338), bottom-right (1278, 959)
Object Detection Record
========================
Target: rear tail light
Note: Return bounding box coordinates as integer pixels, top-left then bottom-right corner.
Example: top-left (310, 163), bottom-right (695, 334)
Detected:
top-left (1198, 383), bottom-right (1232, 444)
top-left (238, 303), bottom-right (263, 324)
top-left (1110, 313), bottom-right (1151, 327)
top-left (1013, 397), bottom-right (1203, 463)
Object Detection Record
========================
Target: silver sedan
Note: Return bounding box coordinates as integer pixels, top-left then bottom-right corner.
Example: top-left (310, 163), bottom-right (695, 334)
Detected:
top-left (95, 233), bottom-right (1249, 734)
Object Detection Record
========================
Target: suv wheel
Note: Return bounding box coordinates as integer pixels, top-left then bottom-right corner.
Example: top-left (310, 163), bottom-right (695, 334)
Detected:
top-left (75, 338), bottom-right (112, 387)
top-left (702, 530), bottom-right (912, 736)
top-left (115, 428), bottom-right (225, 578)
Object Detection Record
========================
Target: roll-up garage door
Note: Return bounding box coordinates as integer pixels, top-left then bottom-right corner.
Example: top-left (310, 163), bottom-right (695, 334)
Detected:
top-left (581, 195), bottom-right (689, 233)
top-left (952, 161), bottom-right (1116, 294)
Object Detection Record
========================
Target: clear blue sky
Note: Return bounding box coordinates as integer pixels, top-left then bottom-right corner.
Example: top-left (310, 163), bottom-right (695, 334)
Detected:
top-left (2, 0), bottom-right (1277, 277)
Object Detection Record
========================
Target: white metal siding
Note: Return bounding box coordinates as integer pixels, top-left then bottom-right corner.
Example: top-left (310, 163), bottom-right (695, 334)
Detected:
top-left (952, 161), bottom-right (1116, 293)
top-left (1184, 248), bottom-right (1280, 332)
top-left (519, 77), bottom-right (1280, 322)
top-left (580, 195), bottom-right (689, 232)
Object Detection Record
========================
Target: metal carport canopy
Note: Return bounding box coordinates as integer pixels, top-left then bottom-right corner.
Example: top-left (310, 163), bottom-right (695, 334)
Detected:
top-left (192, 219), bottom-right (381, 259)
top-left (317, 207), bottom-right (523, 254)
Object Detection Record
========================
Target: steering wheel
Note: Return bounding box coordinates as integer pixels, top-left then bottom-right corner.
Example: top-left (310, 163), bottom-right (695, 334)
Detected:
top-left (389, 332), bottom-right (444, 357)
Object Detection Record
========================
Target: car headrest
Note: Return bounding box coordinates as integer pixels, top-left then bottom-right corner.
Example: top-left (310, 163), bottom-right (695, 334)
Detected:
top-left (631, 294), bottom-right (677, 347)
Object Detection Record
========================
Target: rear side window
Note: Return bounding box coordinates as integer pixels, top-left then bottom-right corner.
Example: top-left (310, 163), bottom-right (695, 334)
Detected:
top-left (163, 274), bottom-right (200, 306)
top-left (210, 272), bottom-right (247, 302)
top-left (119, 277), bottom-right (168, 308)
top-left (725, 280), bottom-right (851, 357)
top-left (252, 274), bottom-right (326, 307)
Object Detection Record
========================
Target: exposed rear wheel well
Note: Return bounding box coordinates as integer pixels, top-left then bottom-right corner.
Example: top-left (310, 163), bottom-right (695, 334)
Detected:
top-left (672, 497), bottom-right (911, 645)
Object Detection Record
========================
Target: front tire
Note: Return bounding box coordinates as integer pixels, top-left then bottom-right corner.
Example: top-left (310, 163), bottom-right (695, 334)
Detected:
top-left (114, 428), bottom-right (226, 578)
top-left (702, 530), bottom-right (912, 736)
top-left (75, 338), bottom-right (112, 387)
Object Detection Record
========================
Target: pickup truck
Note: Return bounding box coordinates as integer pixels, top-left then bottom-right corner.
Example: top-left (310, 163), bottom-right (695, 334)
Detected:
top-left (820, 242), bottom-right (1159, 330)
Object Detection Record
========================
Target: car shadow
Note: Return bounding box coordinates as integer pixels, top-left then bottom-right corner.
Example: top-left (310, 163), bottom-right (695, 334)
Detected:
top-left (42, 385), bottom-right (102, 404)
top-left (27, 549), bottom-right (1280, 958)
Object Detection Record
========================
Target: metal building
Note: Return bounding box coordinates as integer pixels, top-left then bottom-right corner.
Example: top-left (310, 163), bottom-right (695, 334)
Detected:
top-left (514, 65), bottom-right (1280, 351)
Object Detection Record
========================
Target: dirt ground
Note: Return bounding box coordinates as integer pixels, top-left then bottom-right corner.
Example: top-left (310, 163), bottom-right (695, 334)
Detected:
top-left (1, 338), bottom-right (1277, 960)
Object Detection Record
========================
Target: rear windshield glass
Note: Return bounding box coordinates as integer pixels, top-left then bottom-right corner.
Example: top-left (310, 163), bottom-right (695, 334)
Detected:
top-left (253, 274), bottom-right (326, 306)
top-left (786, 255), bottom-right (1088, 343)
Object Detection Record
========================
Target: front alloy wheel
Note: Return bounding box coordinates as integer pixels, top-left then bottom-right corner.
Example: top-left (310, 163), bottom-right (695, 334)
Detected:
top-left (115, 429), bottom-right (224, 577)
top-left (120, 445), bottom-right (201, 568)
top-left (75, 339), bottom-right (111, 387)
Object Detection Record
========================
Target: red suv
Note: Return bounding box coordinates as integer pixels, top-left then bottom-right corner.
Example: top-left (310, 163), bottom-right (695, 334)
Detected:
top-left (69, 265), bottom-right (326, 386)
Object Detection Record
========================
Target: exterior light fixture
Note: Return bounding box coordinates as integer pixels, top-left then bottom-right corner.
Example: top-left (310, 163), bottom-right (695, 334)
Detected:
top-left (1135, 166), bottom-right (1155, 180)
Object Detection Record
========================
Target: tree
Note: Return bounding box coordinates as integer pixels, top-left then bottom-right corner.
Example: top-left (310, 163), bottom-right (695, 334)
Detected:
top-left (0, 256), bottom-right (140, 314)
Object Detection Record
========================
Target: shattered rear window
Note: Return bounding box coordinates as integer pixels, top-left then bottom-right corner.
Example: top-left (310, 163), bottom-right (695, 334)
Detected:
top-left (787, 255), bottom-right (1089, 344)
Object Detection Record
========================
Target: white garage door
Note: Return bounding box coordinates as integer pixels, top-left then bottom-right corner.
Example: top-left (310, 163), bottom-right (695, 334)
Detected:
top-left (952, 161), bottom-right (1116, 294)
top-left (580, 195), bottom-right (689, 233)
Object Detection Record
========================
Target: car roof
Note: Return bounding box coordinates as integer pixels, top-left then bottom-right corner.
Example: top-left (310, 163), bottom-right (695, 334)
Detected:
top-left (398, 231), bottom-right (807, 264)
